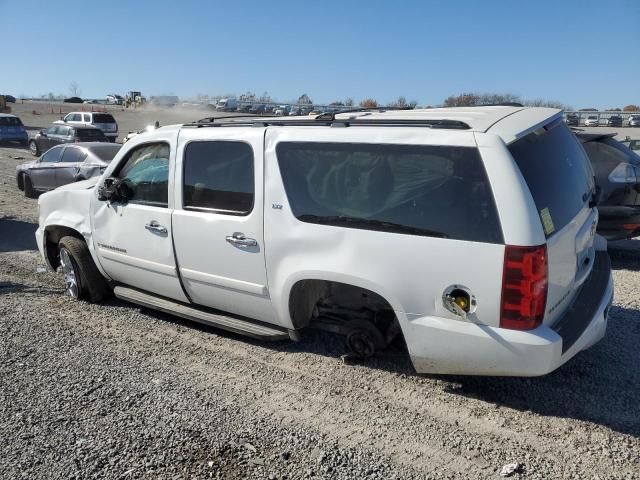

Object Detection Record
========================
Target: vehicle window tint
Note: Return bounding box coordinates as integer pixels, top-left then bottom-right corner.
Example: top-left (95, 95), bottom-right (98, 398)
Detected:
top-left (88, 144), bottom-right (121, 162)
top-left (93, 113), bottom-right (115, 123)
top-left (54, 126), bottom-right (70, 136)
top-left (76, 128), bottom-right (105, 139)
top-left (72, 113), bottom-right (82, 121)
top-left (45, 126), bottom-right (57, 135)
top-left (277, 142), bottom-right (503, 243)
top-left (0, 117), bottom-right (22, 126)
top-left (118, 143), bottom-right (170, 207)
top-left (40, 147), bottom-right (63, 163)
top-left (509, 120), bottom-right (594, 237)
top-left (183, 141), bottom-right (254, 214)
top-left (83, 114), bottom-right (91, 122)
top-left (61, 147), bottom-right (85, 163)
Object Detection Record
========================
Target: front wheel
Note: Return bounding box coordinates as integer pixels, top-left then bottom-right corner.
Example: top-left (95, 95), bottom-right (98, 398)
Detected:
top-left (23, 175), bottom-right (36, 198)
top-left (29, 140), bottom-right (39, 156)
top-left (58, 236), bottom-right (110, 302)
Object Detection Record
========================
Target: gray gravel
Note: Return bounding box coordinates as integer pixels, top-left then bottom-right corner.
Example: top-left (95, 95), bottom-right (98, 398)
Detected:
top-left (1, 124), bottom-right (640, 479)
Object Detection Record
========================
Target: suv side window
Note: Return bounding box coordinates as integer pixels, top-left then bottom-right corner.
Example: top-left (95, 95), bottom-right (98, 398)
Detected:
top-left (277, 142), bottom-right (503, 244)
top-left (83, 114), bottom-right (91, 122)
top-left (40, 147), bottom-right (63, 163)
top-left (45, 126), bottom-right (57, 135)
top-left (55, 126), bottom-right (71, 136)
top-left (117, 142), bottom-right (170, 207)
top-left (182, 141), bottom-right (254, 214)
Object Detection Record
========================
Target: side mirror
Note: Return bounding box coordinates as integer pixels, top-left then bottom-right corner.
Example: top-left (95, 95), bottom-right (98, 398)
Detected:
top-left (98, 177), bottom-right (132, 204)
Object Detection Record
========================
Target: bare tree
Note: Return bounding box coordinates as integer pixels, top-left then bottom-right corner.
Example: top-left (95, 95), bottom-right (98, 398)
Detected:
top-left (69, 81), bottom-right (81, 98)
top-left (344, 97), bottom-right (354, 107)
top-left (359, 98), bottom-right (378, 108)
top-left (259, 92), bottom-right (272, 103)
top-left (623, 105), bottom-right (640, 112)
top-left (297, 93), bottom-right (313, 105)
top-left (387, 96), bottom-right (408, 108)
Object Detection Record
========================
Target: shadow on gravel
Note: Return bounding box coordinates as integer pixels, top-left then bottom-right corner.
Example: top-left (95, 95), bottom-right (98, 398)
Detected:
top-left (445, 305), bottom-right (640, 438)
top-left (609, 242), bottom-right (640, 271)
top-left (0, 281), bottom-right (64, 296)
top-left (0, 217), bottom-right (37, 252)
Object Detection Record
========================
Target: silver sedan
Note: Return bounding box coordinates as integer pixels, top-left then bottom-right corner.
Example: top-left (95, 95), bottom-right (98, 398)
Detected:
top-left (16, 142), bottom-right (121, 198)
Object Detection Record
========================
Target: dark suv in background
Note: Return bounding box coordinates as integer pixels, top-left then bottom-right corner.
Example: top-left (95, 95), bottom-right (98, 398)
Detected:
top-left (577, 131), bottom-right (640, 239)
top-left (608, 115), bottom-right (623, 127)
top-left (29, 124), bottom-right (107, 156)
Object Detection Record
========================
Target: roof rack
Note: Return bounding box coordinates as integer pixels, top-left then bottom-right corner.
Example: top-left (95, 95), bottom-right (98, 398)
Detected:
top-left (184, 111), bottom-right (470, 130)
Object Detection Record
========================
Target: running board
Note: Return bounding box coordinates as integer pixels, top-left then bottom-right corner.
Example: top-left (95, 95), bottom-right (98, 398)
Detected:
top-left (114, 286), bottom-right (291, 341)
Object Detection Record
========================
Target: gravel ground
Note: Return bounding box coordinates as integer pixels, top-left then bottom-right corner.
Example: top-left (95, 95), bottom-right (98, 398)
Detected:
top-left (1, 126), bottom-right (639, 479)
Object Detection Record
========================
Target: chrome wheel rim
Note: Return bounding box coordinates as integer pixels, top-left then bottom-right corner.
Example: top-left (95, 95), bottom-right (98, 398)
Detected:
top-left (59, 248), bottom-right (79, 298)
top-left (29, 142), bottom-right (37, 155)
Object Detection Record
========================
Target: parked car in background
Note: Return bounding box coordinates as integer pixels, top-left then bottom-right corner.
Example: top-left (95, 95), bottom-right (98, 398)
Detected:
top-left (577, 131), bottom-right (640, 239)
top-left (3, 95), bottom-right (17, 103)
top-left (16, 143), bottom-right (121, 197)
top-left (55, 112), bottom-right (118, 142)
top-left (249, 104), bottom-right (266, 114)
top-left (289, 106), bottom-right (303, 116)
top-left (36, 106), bottom-right (612, 376)
top-left (608, 115), bottom-right (623, 127)
top-left (565, 114), bottom-right (580, 126)
top-left (63, 97), bottom-right (83, 104)
top-left (584, 115), bottom-right (599, 126)
top-left (628, 114), bottom-right (640, 127)
top-left (621, 138), bottom-right (640, 153)
top-left (106, 94), bottom-right (123, 105)
top-left (29, 124), bottom-right (108, 156)
top-left (0, 114), bottom-right (28, 146)
top-left (237, 104), bottom-right (252, 113)
top-left (274, 105), bottom-right (290, 116)
top-left (215, 98), bottom-right (239, 111)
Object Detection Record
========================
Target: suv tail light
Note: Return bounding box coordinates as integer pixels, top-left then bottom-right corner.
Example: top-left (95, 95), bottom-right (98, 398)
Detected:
top-left (500, 245), bottom-right (547, 330)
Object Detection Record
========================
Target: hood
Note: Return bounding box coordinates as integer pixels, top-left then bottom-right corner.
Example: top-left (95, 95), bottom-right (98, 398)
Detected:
top-left (55, 176), bottom-right (101, 191)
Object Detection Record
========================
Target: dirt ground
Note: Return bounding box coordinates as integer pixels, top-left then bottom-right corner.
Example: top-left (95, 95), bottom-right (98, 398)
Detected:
top-left (0, 106), bottom-right (639, 479)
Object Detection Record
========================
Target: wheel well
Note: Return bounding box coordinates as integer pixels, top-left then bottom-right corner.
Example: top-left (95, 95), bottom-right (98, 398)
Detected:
top-left (45, 226), bottom-right (84, 270)
top-left (288, 280), bottom-right (397, 332)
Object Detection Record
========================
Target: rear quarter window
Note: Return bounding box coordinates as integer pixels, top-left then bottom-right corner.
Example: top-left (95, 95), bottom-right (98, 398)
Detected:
top-left (277, 142), bottom-right (503, 244)
top-left (509, 120), bottom-right (594, 237)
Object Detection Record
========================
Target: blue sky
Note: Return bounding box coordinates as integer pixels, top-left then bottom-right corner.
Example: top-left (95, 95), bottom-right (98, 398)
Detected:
top-left (2, 0), bottom-right (638, 108)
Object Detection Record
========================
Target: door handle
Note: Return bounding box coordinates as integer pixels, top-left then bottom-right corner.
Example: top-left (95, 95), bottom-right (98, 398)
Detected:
top-left (145, 221), bottom-right (167, 234)
top-left (225, 232), bottom-right (257, 248)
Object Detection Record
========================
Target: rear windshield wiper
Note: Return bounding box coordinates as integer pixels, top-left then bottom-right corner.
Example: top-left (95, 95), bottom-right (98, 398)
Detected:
top-left (297, 214), bottom-right (448, 238)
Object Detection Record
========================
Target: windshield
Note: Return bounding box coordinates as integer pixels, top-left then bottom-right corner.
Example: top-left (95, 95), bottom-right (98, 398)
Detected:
top-left (509, 120), bottom-right (594, 237)
top-left (277, 142), bottom-right (503, 244)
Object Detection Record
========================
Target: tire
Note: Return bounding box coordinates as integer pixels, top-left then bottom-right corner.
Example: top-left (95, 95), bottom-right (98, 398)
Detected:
top-left (29, 140), bottom-right (39, 156)
top-left (23, 175), bottom-right (36, 198)
top-left (58, 236), bottom-right (110, 302)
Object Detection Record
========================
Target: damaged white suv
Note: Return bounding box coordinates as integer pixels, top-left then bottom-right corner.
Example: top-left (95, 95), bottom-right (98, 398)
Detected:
top-left (36, 107), bottom-right (613, 376)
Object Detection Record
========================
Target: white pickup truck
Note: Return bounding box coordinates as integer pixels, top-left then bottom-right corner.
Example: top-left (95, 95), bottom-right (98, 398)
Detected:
top-left (36, 107), bottom-right (613, 376)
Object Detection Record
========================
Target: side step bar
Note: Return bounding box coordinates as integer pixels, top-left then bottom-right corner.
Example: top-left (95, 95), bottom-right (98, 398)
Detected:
top-left (114, 286), bottom-right (291, 342)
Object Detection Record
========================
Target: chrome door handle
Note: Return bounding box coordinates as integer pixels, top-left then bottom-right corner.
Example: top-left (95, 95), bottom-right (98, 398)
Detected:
top-left (225, 232), bottom-right (257, 248)
top-left (145, 221), bottom-right (167, 234)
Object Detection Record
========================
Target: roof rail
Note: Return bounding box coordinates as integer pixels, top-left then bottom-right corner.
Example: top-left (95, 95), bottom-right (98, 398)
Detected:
top-left (185, 110), bottom-right (471, 130)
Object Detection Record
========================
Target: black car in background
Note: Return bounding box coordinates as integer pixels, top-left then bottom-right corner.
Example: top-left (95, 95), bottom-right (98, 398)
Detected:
top-left (16, 143), bottom-right (121, 197)
top-left (565, 113), bottom-right (580, 126)
top-left (29, 124), bottom-right (108, 156)
top-left (63, 96), bottom-right (83, 103)
top-left (577, 131), bottom-right (640, 239)
top-left (608, 115), bottom-right (623, 127)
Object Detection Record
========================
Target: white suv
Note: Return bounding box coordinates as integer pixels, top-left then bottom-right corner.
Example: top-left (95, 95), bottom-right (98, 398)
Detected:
top-left (56, 111), bottom-right (119, 142)
top-left (36, 107), bottom-right (613, 376)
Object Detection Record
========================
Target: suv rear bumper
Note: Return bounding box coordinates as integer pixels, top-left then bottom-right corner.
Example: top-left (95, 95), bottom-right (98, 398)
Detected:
top-left (406, 252), bottom-right (613, 376)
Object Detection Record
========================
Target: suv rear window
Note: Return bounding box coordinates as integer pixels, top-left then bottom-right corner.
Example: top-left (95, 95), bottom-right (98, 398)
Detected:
top-left (0, 117), bottom-right (23, 126)
top-left (76, 128), bottom-right (106, 139)
top-left (92, 114), bottom-right (116, 123)
top-left (509, 119), bottom-right (594, 237)
top-left (277, 142), bottom-right (503, 244)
